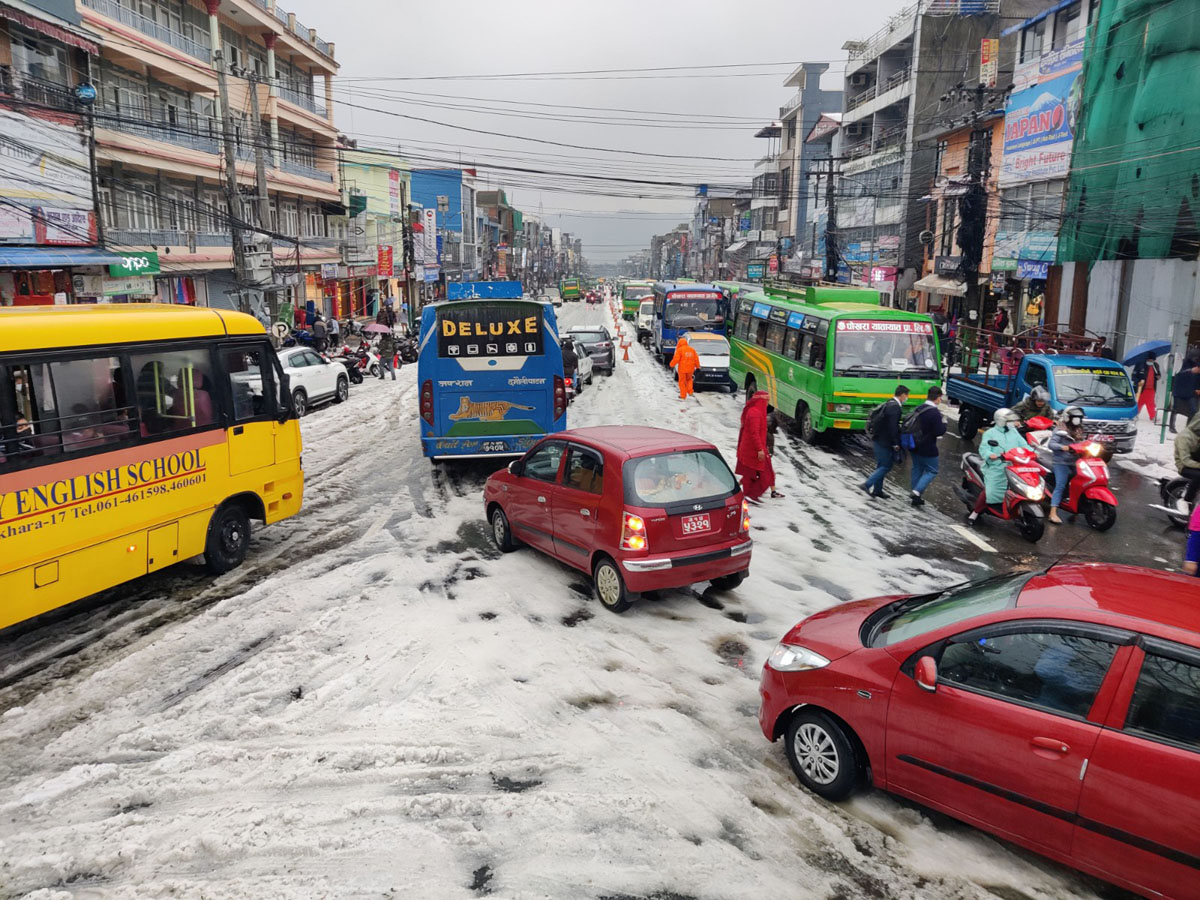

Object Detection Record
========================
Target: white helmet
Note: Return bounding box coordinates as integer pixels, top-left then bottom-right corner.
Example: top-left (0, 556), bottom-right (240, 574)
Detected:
top-left (995, 408), bottom-right (1020, 428)
top-left (1031, 385), bottom-right (1049, 405)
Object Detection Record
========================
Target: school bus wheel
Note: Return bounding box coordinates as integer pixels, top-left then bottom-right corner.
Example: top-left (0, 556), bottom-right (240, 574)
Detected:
top-left (205, 502), bottom-right (252, 574)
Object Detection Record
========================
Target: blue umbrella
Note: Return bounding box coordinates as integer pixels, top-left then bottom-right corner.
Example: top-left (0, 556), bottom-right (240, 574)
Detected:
top-left (1122, 339), bottom-right (1171, 368)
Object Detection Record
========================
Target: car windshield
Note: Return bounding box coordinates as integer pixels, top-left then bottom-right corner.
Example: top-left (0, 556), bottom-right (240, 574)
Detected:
top-left (626, 450), bottom-right (737, 506)
top-left (833, 323), bottom-right (938, 376)
top-left (863, 572), bottom-right (1034, 648)
top-left (624, 287), bottom-right (652, 301)
top-left (664, 298), bottom-right (721, 328)
top-left (1053, 367), bottom-right (1134, 406)
top-left (688, 336), bottom-right (729, 357)
top-left (639, 301), bottom-right (655, 315)
top-left (572, 331), bottom-right (608, 344)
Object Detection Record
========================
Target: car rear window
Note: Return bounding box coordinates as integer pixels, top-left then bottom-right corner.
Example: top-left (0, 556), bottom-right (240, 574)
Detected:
top-left (624, 450), bottom-right (738, 507)
top-left (572, 331), bottom-right (608, 344)
top-left (863, 572), bottom-right (1033, 648)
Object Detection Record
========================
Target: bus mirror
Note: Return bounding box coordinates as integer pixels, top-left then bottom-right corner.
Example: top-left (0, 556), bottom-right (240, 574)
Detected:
top-left (279, 372), bottom-right (293, 422)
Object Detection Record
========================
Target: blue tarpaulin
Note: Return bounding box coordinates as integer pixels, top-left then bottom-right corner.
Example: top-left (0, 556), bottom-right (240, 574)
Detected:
top-left (0, 247), bottom-right (128, 268)
top-left (447, 281), bottom-right (524, 300)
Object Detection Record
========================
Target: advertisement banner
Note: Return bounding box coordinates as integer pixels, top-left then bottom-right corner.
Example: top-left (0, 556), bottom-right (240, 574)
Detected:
top-left (0, 206), bottom-right (34, 241)
top-left (980, 38), bottom-right (999, 88)
top-left (321, 262), bottom-right (338, 280)
top-left (38, 208), bottom-right (95, 245)
top-left (109, 251), bottom-right (159, 277)
top-left (377, 245), bottom-right (394, 277)
top-left (1016, 259), bottom-right (1050, 280)
top-left (388, 170), bottom-right (401, 219)
top-left (1000, 42), bottom-right (1084, 187)
top-left (0, 109), bottom-right (91, 245)
top-left (102, 275), bottom-right (155, 296)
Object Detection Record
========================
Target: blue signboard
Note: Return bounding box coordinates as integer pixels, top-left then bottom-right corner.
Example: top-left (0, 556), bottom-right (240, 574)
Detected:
top-left (751, 301), bottom-right (772, 319)
top-left (786, 311), bottom-right (805, 330)
top-left (747, 263), bottom-right (765, 279)
top-left (447, 281), bottom-right (524, 300)
top-left (1016, 259), bottom-right (1050, 280)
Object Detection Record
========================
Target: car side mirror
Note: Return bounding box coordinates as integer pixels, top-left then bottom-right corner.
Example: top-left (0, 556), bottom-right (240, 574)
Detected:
top-left (915, 655), bottom-right (938, 692)
top-left (508, 460), bottom-right (521, 476)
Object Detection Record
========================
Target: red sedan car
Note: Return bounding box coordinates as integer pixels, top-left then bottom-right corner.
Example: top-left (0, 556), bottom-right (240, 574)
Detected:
top-left (758, 564), bottom-right (1200, 900)
top-left (484, 426), bottom-right (752, 612)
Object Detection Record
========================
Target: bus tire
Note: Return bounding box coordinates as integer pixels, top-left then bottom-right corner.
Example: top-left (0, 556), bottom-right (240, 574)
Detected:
top-left (334, 376), bottom-right (349, 403)
top-left (292, 388), bottom-right (308, 417)
top-left (745, 375), bottom-right (757, 396)
top-left (795, 402), bottom-right (817, 443)
top-left (205, 502), bottom-right (251, 574)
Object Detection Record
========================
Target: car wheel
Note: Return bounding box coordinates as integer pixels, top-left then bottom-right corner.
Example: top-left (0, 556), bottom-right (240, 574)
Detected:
top-left (784, 709), bottom-right (862, 801)
top-left (711, 571), bottom-right (747, 591)
top-left (334, 376), bottom-right (349, 403)
top-left (204, 503), bottom-right (251, 574)
top-left (958, 407), bottom-right (980, 442)
top-left (490, 505), bottom-right (519, 553)
top-left (292, 388), bottom-right (308, 417)
top-left (593, 556), bottom-right (632, 613)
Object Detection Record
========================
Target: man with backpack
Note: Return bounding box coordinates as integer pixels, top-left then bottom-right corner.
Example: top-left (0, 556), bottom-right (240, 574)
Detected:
top-left (861, 385), bottom-right (909, 499)
top-left (905, 385), bottom-right (947, 507)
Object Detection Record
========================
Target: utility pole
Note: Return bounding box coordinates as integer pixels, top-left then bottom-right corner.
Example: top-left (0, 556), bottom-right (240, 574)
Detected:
top-left (247, 71), bottom-right (276, 321)
top-left (958, 84), bottom-right (991, 351)
top-left (214, 43), bottom-right (250, 313)
top-left (812, 157), bottom-right (843, 282)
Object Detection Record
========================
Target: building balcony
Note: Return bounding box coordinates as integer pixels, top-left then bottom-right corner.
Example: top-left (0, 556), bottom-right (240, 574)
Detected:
top-left (0, 67), bottom-right (80, 111)
top-left (278, 83), bottom-right (326, 117)
top-left (109, 228), bottom-right (231, 247)
top-left (81, 0), bottom-right (212, 64)
top-left (841, 72), bottom-right (912, 124)
top-left (279, 158), bottom-right (333, 182)
top-left (96, 110), bottom-right (222, 155)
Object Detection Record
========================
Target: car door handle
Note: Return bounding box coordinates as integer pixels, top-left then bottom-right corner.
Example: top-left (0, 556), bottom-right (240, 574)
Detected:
top-left (233, 425), bottom-right (244, 435)
top-left (1031, 736), bottom-right (1070, 754)
top-left (537, 496), bottom-right (546, 504)
top-left (580, 509), bottom-right (590, 516)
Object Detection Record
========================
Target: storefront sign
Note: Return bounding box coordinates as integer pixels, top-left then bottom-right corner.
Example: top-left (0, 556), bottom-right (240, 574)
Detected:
top-left (746, 262), bottom-right (766, 279)
top-left (869, 266), bottom-right (898, 284)
top-left (348, 265), bottom-right (377, 278)
top-left (992, 257), bottom-right (1017, 271)
top-left (108, 251), bottom-right (159, 277)
top-left (991, 271), bottom-right (1008, 292)
top-left (388, 169), bottom-right (401, 219)
top-left (1016, 259), bottom-right (1050, 280)
top-left (934, 255), bottom-right (961, 276)
top-left (980, 38), bottom-right (999, 88)
top-left (377, 245), bottom-right (394, 277)
top-left (102, 275), bottom-right (155, 296)
top-left (38, 208), bottom-right (94, 245)
top-left (321, 262), bottom-right (338, 280)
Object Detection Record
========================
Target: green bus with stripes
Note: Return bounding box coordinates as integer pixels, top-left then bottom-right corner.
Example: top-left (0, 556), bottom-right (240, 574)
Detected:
top-left (620, 280), bottom-right (655, 320)
top-left (729, 285), bottom-right (940, 441)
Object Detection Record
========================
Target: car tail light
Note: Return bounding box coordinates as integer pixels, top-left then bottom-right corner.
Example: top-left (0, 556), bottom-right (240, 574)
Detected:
top-left (597, 341), bottom-right (612, 349)
top-left (620, 512), bottom-right (647, 550)
top-left (420, 379), bottom-right (434, 426)
top-left (553, 375), bottom-right (566, 419)
top-left (738, 499), bottom-right (750, 534)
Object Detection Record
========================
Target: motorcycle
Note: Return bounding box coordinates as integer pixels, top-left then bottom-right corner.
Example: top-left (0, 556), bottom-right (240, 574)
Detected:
top-left (397, 334), bottom-right (419, 364)
top-left (959, 443), bottom-right (1048, 542)
top-left (358, 345), bottom-right (383, 379)
top-left (281, 327), bottom-right (315, 349)
top-left (1157, 476), bottom-right (1193, 528)
top-left (331, 345), bottom-right (365, 384)
top-left (1040, 440), bottom-right (1118, 530)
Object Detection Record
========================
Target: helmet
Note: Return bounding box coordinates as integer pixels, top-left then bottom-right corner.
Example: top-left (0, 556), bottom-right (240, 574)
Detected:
top-left (1064, 405), bottom-right (1086, 427)
top-left (1031, 385), bottom-right (1049, 405)
top-left (994, 408), bottom-right (1020, 428)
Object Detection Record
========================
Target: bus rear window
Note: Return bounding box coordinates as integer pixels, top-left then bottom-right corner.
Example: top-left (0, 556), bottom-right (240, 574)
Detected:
top-left (625, 450), bottom-right (738, 506)
top-left (437, 303), bottom-right (544, 359)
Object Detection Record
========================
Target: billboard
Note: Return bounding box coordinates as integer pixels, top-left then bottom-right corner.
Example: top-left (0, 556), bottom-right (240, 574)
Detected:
top-left (0, 109), bottom-right (92, 245)
top-left (1000, 41), bottom-right (1084, 187)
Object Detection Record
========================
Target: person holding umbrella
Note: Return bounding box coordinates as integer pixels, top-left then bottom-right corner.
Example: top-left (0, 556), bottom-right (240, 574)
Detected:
top-left (1124, 339), bottom-right (1171, 424)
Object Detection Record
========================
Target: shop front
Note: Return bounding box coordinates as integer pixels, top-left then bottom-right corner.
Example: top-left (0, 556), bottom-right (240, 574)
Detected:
top-left (0, 247), bottom-right (134, 306)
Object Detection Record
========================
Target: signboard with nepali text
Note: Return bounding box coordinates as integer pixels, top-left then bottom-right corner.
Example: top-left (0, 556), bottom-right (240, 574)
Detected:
top-left (836, 319), bottom-right (933, 335)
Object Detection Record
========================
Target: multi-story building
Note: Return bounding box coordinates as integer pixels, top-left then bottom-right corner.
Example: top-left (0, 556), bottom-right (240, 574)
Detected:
top-left (774, 62), bottom-right (842, 272)
top-left (80, 0), bottom-right (341, 313)
top-left (476, 189), bottom-right (517, 279)
top-left (410, 167), bottom-right (479, 282)
top-left (0, 0), bottom-right (109, 305)
top-left (838, 0), bottom-right (1037, 296)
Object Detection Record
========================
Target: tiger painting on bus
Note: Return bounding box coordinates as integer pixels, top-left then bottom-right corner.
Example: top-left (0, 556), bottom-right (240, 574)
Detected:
top-left (448, 398), bottom-right (535, 422)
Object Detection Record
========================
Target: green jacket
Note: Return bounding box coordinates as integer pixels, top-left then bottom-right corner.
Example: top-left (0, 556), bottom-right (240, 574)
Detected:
top-left (1011, 394), bottom-right (1051, 423)
top-left (1174, 415), bottom-right (1200, 472)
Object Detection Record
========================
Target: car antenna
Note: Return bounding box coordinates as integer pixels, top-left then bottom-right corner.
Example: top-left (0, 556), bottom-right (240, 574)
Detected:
top-left (1044, 530), bottom-right (1094, 574)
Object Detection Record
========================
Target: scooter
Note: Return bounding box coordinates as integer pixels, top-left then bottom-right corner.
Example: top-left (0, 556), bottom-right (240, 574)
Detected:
top-left (1039, 439), bottom-right (1118, 530)
top-left (1157, 476), bottom-right (1193, 528)
top-left (332, 346), bottom-right (365, 384)
top-left (397, 334), bottom-right (419, 364)
top-left (959, 443), bottom-right (1048, 542)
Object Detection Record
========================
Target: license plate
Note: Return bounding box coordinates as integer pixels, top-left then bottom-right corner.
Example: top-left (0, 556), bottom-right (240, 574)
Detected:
top-left (480, 440), bottom-right (508, 453)
top-left (833, 419), bottom-right (853, 429)
top-left (681, 513), bottom-right (711, 534)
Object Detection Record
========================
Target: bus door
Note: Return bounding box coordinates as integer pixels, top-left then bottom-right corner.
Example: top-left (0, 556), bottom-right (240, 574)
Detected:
top-left (219, 342), bottom-right (284, 475)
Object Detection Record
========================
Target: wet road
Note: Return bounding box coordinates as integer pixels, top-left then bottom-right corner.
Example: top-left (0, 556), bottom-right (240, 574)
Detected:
top-left (832, 421), bottom-right (1184, 573)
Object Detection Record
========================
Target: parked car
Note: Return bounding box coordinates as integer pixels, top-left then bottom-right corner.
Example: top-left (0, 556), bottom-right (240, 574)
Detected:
top-left (637, 300), bottom-right (655, 345)
top-left (563, 336), bottom-right (593, 400)
top-left (277, 346), bottom-right (349, 416)
top-left (758, 564), bottom-right (1200, 900)
top-left (567, 326), bottom-right (616, 375)
top-left (483, 426), bottom-right (752, 613)
top-left (680, 331), bottom-right (733, 392)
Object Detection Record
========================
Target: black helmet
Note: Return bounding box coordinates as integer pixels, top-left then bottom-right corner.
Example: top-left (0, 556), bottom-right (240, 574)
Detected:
top-left (1064, 406), bottom-right (1085, 426)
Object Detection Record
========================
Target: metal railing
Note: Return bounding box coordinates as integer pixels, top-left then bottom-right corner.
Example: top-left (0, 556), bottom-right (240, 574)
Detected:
top-left (110, 228), bottom-right (230, 247)
top-left (875, 123), bottom-right (907, 150)
top-left (97, 109), bottom-right (221, 154)
top-left (279, 158), bottom-right (333, 182)
top-left (882, 65), bottom-right (912, 93)
top-left (278, 83), bottom-right (324, 115)
top-left (0, 68), bottom-right (79, 111)
top-left (82, 0), bottom-right (211, 63)
top-left (846, 84), bottom-right (877, 111)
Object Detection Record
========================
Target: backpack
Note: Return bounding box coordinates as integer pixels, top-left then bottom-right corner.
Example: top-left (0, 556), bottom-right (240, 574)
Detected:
top-left (900, 408), bottom-right (924, 450)
top-left (865, 402), bottom-right (888, 440)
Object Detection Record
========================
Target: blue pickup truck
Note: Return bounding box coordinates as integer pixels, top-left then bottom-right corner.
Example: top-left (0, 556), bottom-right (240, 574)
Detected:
top-left (947, 353), bottom-right (1139, 452)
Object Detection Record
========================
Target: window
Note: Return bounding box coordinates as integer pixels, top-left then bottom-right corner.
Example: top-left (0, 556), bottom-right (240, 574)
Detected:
top-left (522, 441), bottom-right (564, 483)
top-left (280, 202), bottom-right (299, 237)
top-left (735, 314), bottom-right (752, 340)
top-left (940, 199), bottom-right (957, 256)
top-left (563, 447), bottom-right (603, 495)
top-left (1125, 648), bottom-right (1200, 749)
top-left (131, 347), bottom-right (216, 435)
top-left (303, 207), bottom-right (324, 237)
top-left (783, 328), bottom-right (801, 358)
top-left (1025, 362), bottom-right (1049, 388)
top-left (222, 346), bottom-right (274, 421)
top-left (780, 167), bottom-right (792, 209)
top-left (939, 629), bottom-right (1119, 718)
top-left (865, 573), bottom-right (1031, 647)
top-left (796, 333), bottom-right (813, 364)
top-left (1054, 2), bottom-right (1082, 49)
top-left (765, 323), bottom-right (786, 354)
top-left (754, 320), bottom-right (770, 347)
top-left (9, 24), bottom-right (71, 86)
top-left (1020, 17), bottom-right (1046, 63)
top-left (625, 450), bottom-right (738, 506)
top-left (809, 337), bottom-right (826, 370)
top-left (98, 187), bottom-right (117, 231)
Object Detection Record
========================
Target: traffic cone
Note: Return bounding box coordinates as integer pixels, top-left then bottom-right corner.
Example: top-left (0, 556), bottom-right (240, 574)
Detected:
top-left (623, 342), bottom-right (631, 362)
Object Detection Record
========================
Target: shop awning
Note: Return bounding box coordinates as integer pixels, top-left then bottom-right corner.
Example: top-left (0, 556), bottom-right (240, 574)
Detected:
top-left (0, 4), bottom-right (98, 54)
top-left (913, 273), bottom-right (967, 297)
top-left (725, 240), bottom-right (748, 254)
top-left (0, 247), bottom-right (129, 268)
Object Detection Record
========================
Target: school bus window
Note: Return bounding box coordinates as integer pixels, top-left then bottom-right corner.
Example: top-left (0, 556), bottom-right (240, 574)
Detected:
top-left (5, 363), bottom-right (59, 460)
top-left (736, 314), bottom-right (752, 340)
top-left (810, 338), bottom-right (827, 370)
top-left (783, 327), bottom-right (801, 358)
top-left (51, 356), bottom-right (132, 452)
top-left (754, 320), bottom-right (769, 347)
top-left (765, 323), bottom-right (786, 354)
top-left (132, 348), bottom-right (216, 435)
top-left (222, 346), bottom-right (273, 421)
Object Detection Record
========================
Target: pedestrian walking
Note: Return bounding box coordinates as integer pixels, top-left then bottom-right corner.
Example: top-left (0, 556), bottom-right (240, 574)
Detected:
top-left (377, 330), bottom-right (397, 380)
top-left (908, 385), bottom-right (947, 506)
top-left (765, 408), bottom-right (784, 499)
top-left (328, 314), bottom-right (340, 348)
top-left (1132, 352), bottom-right (1161, 422)
top-left (669, 336), bottom-right (699, 399)
top-left (736, 390), bottom-right (774, 503)
top-left (311, 314), bottom-right (327, 353)
top-left (861, 385), bottom-right (908, 499)
top-left (1170, 351), bottom-right (1200, 433)
top-left (1047, 406), bottom-right (1086, 525)
top-left (1182, 503), bottom-right (1200, 576)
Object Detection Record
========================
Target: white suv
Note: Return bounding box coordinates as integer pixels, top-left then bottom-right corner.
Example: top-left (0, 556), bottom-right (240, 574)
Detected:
top-left (277, 346), bottom-right (349, 416)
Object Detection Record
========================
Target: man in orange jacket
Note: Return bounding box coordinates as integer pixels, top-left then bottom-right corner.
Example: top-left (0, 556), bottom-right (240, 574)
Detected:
top-left (669, 336), bottom-right (700, 399)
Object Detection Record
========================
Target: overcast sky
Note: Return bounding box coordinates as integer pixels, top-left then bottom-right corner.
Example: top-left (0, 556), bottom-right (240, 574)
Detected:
top-left (285, 0), bottom-right (907, 262)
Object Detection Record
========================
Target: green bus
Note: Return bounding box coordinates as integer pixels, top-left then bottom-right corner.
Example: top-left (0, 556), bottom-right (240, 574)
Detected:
top-left (729, 285), bottom-right (940, 441)
top-left (714, 281), bottom-right (760, 335)
top-left (620, 280), bottom-right (655, 320)
top-left (559, 278), bottom-right (581, 301)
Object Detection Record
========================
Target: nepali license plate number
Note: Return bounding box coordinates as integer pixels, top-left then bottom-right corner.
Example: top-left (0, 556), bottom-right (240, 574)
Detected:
top-left (481, 440), bottom-right (508, 453)
top-left (681, 513), bottom-right (711, 534)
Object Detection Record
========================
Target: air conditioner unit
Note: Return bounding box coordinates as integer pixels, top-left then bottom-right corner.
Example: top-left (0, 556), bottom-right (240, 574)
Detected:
top-left (849, 72), bottom-right (870, 87)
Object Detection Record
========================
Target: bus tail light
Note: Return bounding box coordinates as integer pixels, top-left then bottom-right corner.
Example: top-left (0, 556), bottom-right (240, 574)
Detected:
top-left (620, 512), bottom-right (647, 551)
top-left (553, 375), bottom-right (566, 419)
top-left (420, 380), bottom-right (434, 426)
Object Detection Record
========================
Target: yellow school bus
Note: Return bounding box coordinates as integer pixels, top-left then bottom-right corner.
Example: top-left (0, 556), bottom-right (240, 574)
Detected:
top-left (0, 305), bottom-right (304, 630)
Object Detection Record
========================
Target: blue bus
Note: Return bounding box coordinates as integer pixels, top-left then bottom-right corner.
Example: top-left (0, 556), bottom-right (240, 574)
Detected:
top-left (417, 298), bottom-right (567, 459)
top-left (650, 281), bottom-right (729, 364)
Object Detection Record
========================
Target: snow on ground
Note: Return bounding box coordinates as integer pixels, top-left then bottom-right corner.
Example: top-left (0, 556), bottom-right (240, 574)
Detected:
top-left (1113, 415), bottom-right (1177, 482)
top-left (0, 303), bottom-right (1113, 900)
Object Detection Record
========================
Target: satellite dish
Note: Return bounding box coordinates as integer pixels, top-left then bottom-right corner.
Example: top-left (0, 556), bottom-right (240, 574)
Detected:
top-left (918, 230), bottom-right (934, 245)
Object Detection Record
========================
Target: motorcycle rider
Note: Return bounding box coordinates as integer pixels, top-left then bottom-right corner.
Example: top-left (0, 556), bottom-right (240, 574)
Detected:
top-left (1047, 406), bottom-right (1087, 525)
top-left (561, 337), bottom-right (580, 389)
top-left (967, 408), bottom-right (1028, 525)
top-left (1011, 385), bottom-right (1052, 424)
top-left (1173, 412), bottom-right (1200, 508)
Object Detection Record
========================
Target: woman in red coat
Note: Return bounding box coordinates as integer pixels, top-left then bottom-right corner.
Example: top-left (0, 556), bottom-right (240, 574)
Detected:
top-left (736, 391), bottom-right (776, 502)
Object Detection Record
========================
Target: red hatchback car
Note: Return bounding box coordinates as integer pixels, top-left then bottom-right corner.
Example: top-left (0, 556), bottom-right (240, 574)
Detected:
top-left (483, 426), bottom-right (752, 612)
top-left (758, 564), bottom-right (1200, 899)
